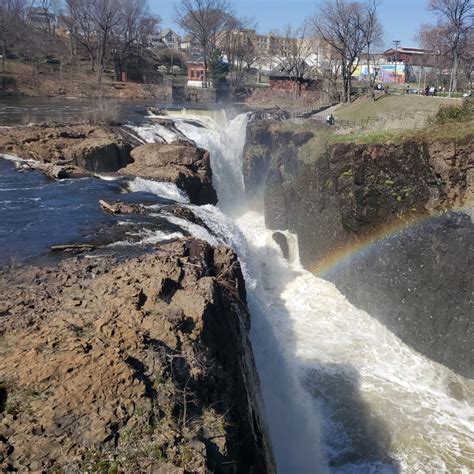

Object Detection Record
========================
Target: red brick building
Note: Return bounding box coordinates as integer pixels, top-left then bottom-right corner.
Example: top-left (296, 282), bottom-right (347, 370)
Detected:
top-left (187, 62), bottom-right (206, 88)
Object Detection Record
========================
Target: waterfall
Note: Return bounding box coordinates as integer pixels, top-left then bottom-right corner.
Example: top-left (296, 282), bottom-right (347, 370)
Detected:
top-left (131, 112), bottom-right (474, 473)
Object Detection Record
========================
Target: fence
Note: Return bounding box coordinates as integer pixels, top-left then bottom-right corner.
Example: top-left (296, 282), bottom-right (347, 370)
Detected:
top-left (300, 108), bottom-right (433, 130)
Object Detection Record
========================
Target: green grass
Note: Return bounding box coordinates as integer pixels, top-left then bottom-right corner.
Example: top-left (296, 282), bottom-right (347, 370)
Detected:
top-left (334, 94), bottom-right (460, 121)
top-left (328, 120), bottom-right (474, 145)
top-left (273, 116), bottom-right (474, 165)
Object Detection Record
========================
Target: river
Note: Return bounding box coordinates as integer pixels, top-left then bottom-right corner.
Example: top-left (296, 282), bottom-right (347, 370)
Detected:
top-left (1, 109), bottom-right (472, 472)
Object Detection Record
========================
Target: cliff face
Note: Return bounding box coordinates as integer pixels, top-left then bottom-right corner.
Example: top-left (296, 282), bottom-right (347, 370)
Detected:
top-left (243, 120), bottom-right (474, 377)
top-left (0, 239), bottom-right (275, 473)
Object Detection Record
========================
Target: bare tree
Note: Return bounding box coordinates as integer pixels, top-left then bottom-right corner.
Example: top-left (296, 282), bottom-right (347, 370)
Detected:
top-left (312, 0), bottom-right (383, 102)
top-left (460, 28), bottom-right (474, 88)
top-left (364, 0), bottom-right (383, 99)
top-left (175, 0), bottom-right (232, 87)
top-left (314, 50), bottom-right (342, 102)
top-left (270, 23), bottom-right (317, 98)
top-left (428, 0), bottom-right (473, 95)
top-left (0, 0), bottom-right (30, 72)
top-left (219, 16), bottom-right (257, 90)
top-left (113, 0), bottom-right (159, 81)
top-left (62, 0), bottom-right (97, 71)
top-left (92, 0), bottom-right (120, 84)
top-left (418, 22), bottom-right (454, 87)
top-left (32, 0), bottom-right (59, 36)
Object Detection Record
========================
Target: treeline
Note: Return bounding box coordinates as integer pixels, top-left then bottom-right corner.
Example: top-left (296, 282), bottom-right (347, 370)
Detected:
top-left (0, 0), bottom-right (161, 84)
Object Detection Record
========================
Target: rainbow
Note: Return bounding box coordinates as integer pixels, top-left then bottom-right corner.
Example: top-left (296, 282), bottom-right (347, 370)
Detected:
top-left (309, 205), bottom-right (473, 277)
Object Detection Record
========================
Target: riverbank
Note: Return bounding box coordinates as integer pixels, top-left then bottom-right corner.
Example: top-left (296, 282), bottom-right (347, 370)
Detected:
top-left (0, 238), bottom-right (274, 473)
top-left (0, 59), bottom-right (171, 100)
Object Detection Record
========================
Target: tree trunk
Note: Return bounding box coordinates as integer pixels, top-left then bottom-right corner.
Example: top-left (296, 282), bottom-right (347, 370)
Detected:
top-left (346, 70), bottom-right (352, 103)
top-left (341, 69), bottom-right (348, 102)
top-left (367, 47), bottom-right (376, 101)
top-left (96, 63), bottom-right (103, 85)
top-left (1, 44), bottom-right (6, 73)
top-left (451, 53), bottom-right (459, 95)
top-left (97, 36), bottom-right (107, 85)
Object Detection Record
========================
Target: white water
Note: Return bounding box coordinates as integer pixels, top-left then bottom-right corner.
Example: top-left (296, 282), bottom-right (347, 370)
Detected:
top-left (127, 177), bottom-right (189, 204)
top-left (131, 113), bottom-right (474, 473)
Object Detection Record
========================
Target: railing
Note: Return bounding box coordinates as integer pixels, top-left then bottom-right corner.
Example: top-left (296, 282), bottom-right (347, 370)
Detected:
top-left (288, 103), bottom-right (337, 119)
top-left (333, 109), bottom-right (433, 128)
top-left (307, 108), bottom-right (433, 129)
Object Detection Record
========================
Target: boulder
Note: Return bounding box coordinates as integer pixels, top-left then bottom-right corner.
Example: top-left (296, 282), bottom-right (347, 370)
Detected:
top-left (0, 123), bottom-right (135, 174)
top-left (63, 138), bottom-right (132, 172)
top-left (121, 143), bottom-right (218, 205)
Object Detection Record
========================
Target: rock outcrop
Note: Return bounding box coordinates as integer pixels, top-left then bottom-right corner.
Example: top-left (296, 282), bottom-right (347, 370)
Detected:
top-left (0, 123), bottom-right (220, 206)
top-left (243, 119), bottom-right (474, 377)
top-left (121, 143), bottom-right (218, 205)
top-left (0, 123), bottom-right (138, 173)
top-left (0, 239), bottom-right (275, 473)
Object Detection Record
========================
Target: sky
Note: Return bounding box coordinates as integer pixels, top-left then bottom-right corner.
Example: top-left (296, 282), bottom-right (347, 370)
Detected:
top-left (150, 0), bottom-right (436, 49)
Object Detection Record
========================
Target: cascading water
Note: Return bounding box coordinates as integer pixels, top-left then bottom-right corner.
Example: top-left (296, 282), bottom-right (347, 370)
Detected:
top-left (130, 112), bottom-right (474, 473)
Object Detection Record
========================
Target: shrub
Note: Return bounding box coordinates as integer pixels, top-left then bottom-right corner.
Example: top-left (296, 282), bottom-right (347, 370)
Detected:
top-left (83, 98), bottom-right (121, 125)
top-left (431, 97), bottom-right (474, 125)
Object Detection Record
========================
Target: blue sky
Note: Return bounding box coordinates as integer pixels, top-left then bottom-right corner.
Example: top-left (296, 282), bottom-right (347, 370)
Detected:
top-left (150, 0), bottom-right (435, 49)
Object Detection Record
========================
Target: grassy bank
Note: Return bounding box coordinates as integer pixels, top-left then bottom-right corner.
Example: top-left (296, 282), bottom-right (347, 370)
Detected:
top-left (271, 97), bottom-right (474, 163)
top-left (334, 94), bottom-right (461, 121)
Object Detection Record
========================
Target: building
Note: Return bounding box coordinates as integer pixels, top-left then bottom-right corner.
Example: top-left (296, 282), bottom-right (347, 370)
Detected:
top-left (187, 61), bottom-right (208, 88)
top-left (382, 47), bottom-right (437, 83)
top-left (180, 35), bottom-right (202, 57)
top-left (160, 29), bottom-right (181, 51)
top-left (148, 33), bottom-right (166, 49)
top-left (269, 60), bottom-right (316, 93)
top-left (383, 47), bottom-right (431, 66)
top-left (28, 7), bottom-right (56, 32)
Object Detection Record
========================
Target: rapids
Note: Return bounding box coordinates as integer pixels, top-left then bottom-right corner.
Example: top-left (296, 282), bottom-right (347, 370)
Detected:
top-left (128, 111), bottom-right (474, 473)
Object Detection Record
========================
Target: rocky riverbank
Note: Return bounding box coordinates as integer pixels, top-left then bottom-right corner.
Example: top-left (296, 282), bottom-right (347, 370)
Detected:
top-left (0, 122), bottom-right (217, 206)
top-left (243, 116), bottom-right (474, 377)
top-left (0, 237), bottom-right (275, 473)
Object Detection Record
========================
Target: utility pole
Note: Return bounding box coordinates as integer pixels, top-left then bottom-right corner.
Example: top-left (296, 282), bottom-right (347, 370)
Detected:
top-left (393, 40), bottom-right (401, 86)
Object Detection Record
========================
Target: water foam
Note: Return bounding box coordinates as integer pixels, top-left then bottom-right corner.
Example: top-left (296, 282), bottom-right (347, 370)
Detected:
top-left (127, 177), bottom-right (189, 203)
top-left (127, 123), bottom-right (176, 144)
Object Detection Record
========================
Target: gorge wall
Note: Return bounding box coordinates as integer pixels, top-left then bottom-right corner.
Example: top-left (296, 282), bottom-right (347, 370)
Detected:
top-left (243, 118), bottom-right (474, 377)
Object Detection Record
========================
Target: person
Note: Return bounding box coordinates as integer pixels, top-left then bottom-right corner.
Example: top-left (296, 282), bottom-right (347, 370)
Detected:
top-left (406, 84), bottom-right (410, 94)
top-left (326, 113), bottom-right (335, 126)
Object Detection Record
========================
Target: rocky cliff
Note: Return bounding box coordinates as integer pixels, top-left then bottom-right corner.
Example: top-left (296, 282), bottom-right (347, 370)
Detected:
top-left (243, 119), bottom-right (473, 377)
top-left (0, 239), bottom-right (275, 473)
